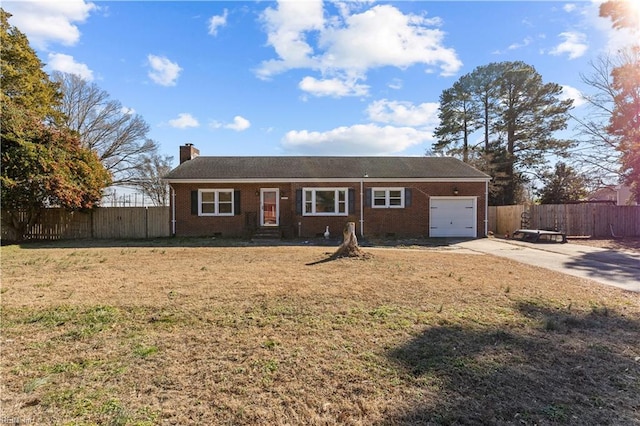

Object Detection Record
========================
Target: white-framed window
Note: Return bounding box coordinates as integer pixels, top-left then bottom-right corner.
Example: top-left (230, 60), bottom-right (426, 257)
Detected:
top-left (372, 188), bottom-right (405, 208)
top-left (303, 188), bottom-right (348, 216)
top-left (199, 189), bottom-right (234, 216)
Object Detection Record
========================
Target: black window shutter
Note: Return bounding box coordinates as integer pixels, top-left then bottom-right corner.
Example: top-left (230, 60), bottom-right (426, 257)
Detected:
top-left (365, 188), bottom-right (372, 207)
top-left (234, 190), bottom-right (241, 215)
top-left (296, 189), bottom-right (303, 215)
top-left (191, 190), bottom-right (198, 215)
top-left (405, 188), bottom-right (412, 207)
top-left (348, 188), bottom-right (355, 214)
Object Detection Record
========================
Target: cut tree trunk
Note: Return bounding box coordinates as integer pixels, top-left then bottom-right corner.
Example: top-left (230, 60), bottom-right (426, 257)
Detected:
top-left (333, 222), bottom-right (362, 258)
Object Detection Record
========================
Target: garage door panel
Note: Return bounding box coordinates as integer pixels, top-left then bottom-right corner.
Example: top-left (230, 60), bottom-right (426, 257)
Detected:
top-left (430, 197), bottom-right (476, 237)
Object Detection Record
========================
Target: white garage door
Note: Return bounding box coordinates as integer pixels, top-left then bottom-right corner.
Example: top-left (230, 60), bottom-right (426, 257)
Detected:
top-left (429, 197), bottom-right (477, 237)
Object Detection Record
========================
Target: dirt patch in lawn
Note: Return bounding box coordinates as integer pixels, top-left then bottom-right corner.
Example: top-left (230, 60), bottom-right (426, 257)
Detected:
top-left (1, 242), bottom-right (639, 425)
top-left (568, 237), bottom-right (640, 253)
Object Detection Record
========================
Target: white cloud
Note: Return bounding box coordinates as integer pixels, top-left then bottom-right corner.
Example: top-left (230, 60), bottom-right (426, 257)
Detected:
top-left (257, 0), bottom-right (325, 78)
top-left (550, 31), bottom-right (588, 59)
top-left (121, 106), bottom-right (135, 115)
top-left (388, 78), bottom-right (403, 90)
top-left (226, 116), bottom-right (251, 131)
top-left (366, 99), bottom-right (439, 127)
top-left (563, 4), bottom-right (577, 13)
top-left (169, 113), bottom-right (199, 129)
top-left (258, 1), bottom-right (461, 97)
top-left (211, 116), bottom-right (251, 132)
top-left (508, 37), bottom-right (533, 51)
top-left (281, 124), bottom-right (433, 155)
top-left (47, 53), bottom-right (94, 81)
top-left (560, 85), bottom-right (586, 107)
top-left (299, 76), bottom-right (369, 98)
top-left (208, 9), bottom-right (228, 36)
top-left (3, 0), bottom-right (96, 49)
top-left (318, 5), bottom-right (460, 75)
top-left (147, 54), bottom-right (182, 86)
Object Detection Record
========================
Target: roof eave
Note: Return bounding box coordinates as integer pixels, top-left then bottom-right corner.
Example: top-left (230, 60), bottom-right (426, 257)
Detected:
top-left (164, 177), bottom-right (491, 184)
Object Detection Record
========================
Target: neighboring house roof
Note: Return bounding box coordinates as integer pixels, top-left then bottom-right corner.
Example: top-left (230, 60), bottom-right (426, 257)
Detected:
top-left (588, 185), bottom-right (638, 205)
top-left (589, 186), bottom-right (617, 202)
top-left (164, 156), bottom-right (491, 181)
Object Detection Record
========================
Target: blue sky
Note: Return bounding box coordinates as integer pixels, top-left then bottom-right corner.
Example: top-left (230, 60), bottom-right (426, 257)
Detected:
top-left (4, 0), bottom-right (639, 168)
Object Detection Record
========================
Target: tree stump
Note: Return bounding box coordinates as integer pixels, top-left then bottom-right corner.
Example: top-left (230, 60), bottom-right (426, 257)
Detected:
top-left (333, 222), bottom-right (362, 258)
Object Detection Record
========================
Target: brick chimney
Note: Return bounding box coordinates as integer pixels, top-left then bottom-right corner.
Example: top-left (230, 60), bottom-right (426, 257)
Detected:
top-left (179, 143), bottom-right (200, 164)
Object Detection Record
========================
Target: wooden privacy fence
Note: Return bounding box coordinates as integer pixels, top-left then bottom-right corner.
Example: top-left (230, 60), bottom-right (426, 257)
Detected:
top-left (1, 207), bottom-right (170, 241)
top-left (488, 205), bottom-right (525, 237)
top-left (489, 204), bottom-right (640, 237)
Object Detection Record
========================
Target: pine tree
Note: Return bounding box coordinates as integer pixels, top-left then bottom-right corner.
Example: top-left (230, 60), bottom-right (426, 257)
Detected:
top-left (433, 61), bottom-right (574, 205)
top-left (537, 162), bottom-right (588, 204)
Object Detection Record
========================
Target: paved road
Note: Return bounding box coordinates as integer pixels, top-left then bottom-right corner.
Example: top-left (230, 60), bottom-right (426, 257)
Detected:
top-left (454, 238), bottom-right (640, 293)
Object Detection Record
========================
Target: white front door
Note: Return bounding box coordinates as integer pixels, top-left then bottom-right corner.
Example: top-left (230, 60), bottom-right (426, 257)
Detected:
top-left (260, 189), bottom-right (279, 226)
top-left (429, 197), bottom-right (477, 237)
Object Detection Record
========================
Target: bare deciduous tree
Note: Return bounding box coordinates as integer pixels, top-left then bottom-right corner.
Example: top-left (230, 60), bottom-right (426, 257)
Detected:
top-left (571, 48), bottom-right (639, 187)
top-left (570, 54), bottom-right (623, 185)
top-left (52, 72), bottom-right (159, 185)
top-left (133, 153), bottom-right (174, 206)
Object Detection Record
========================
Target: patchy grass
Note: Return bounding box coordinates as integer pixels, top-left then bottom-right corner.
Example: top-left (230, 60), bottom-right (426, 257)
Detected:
top-left (568, 237), bottom-right (640, 253)
top-left (1, 241), bottom-right (639, 425)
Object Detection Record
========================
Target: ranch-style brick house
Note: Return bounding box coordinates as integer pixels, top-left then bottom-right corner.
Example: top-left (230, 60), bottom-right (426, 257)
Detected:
top-left (164, 144), bottom-right (491, 239)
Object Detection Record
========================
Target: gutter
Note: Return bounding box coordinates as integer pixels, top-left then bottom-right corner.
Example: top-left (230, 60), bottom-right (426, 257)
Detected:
top-left (164, 177), bottom-right (491, 184)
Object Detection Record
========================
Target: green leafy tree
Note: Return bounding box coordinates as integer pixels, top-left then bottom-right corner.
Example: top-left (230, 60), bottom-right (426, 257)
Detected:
top-left (1, 107), bottom-right (111, 239)
top-left (537, 162), bottom-right (588, 204)
top-left (1, 9), bottom-right (111, 240)
top-left (433, 61), bottom-right (574, 205)
top-left (0, 9), bottom-right (61, 124)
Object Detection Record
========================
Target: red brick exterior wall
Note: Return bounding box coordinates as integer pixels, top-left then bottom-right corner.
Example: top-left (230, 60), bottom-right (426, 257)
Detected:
top-left (169, 181), bottom-right (487, 238)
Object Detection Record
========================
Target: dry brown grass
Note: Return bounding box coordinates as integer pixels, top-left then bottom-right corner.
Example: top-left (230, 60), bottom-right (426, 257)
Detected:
top-left (1, 239), bottom-right (639, 425)
top-left (568, 237), bottom-right (640, 252)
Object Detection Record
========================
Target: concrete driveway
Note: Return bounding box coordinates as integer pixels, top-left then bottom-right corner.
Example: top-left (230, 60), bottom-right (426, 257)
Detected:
top-left (455, 238), bottom-right (640, 293)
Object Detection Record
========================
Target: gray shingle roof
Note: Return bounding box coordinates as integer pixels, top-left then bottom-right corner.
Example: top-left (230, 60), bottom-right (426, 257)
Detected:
top-left (164, 156), bottom-right (490, 180)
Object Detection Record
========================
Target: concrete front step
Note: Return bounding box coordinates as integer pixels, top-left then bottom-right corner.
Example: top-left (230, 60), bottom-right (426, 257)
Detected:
top-left (252, 227), bottom-right (282, 240)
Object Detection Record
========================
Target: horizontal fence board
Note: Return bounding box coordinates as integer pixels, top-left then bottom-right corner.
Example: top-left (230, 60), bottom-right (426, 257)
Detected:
top-left (1, 207), bottom-right (170, 241)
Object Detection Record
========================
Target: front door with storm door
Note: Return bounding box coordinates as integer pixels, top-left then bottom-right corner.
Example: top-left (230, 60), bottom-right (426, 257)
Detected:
top-left (260, 189), bottom-right (279, 226)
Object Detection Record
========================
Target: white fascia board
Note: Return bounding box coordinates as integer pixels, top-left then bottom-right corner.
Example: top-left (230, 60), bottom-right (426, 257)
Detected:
top-left (165, 177), bottom-right (491, 184)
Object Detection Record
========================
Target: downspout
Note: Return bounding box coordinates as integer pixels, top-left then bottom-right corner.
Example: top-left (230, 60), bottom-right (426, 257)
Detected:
top-left (359, 177), bottom-right (365, 238)
top-left (170, 184), bottom-right (176, 236)
top-left (484, 180), bottom-right (488, 237)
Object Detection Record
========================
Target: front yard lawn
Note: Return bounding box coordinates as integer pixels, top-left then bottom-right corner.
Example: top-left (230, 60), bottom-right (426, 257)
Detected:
top-left (1, 241), bottom-right (638, 425)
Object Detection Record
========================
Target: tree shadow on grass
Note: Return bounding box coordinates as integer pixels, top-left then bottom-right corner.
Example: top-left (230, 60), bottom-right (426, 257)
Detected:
top-left (386, 301), bottom-right (640, 425)
top-left (563, 249), bottom-right (640, 286)
top-left (8, 236), bottom-right (470, 250)
top-left (7, 237), bottom-right (342, 250)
